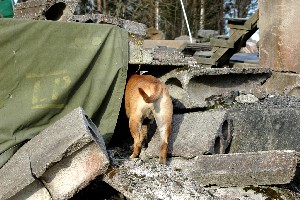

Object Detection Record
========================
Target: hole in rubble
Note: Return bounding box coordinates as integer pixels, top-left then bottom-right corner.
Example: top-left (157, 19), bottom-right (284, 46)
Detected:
top-left (214, 136), bottom-right (222, 154)
top-left (45, 2), bottom-right (66, 21)
top-left (165, 78), bottom-right (183, 89)
top-left (70, 177), bottom-right (124, 200)
top-left (222, 120), bottom-right (230, 141)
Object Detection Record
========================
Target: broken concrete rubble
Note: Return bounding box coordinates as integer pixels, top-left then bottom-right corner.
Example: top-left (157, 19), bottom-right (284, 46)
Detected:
top-left (170, 150), bottom-right (299, 187)
top-left (104, 151), bottom-right (299, 200)
top-left (0, 107), bottom-right (109, 200)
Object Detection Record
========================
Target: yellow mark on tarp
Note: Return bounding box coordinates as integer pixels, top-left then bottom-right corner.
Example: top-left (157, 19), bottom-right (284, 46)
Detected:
top-left (26, 70), bottom-right (71, 109)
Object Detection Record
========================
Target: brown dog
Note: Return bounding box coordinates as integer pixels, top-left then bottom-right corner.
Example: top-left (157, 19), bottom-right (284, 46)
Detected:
top-left (125, 74), bottom-right (173, 164)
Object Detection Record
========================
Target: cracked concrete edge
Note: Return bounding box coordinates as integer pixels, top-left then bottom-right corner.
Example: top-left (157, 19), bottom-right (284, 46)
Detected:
top-left (0, 107), bottom-right (104, 199)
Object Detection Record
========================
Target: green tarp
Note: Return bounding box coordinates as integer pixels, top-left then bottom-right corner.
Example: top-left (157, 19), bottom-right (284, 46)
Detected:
top-left (0, 0), bottom-right (14, 18)
top-left (0, 19), bottom-right (128, 167)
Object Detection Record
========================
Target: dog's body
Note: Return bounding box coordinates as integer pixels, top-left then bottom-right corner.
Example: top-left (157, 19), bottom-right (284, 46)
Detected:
top-left (125, 74), bottom-right (173, 164)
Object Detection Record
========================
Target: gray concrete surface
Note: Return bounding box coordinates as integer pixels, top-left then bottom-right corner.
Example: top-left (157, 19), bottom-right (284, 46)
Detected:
top-left (141, 110), bottom-right (232, 160)
top-left (104, 159), bottom-right (214, 200)
top-left (228, 96), bottom-right (300, 153)
top-left (170, 150), bottom-right (299, 187)
top-left (0, 107), bottom-right (109, 200)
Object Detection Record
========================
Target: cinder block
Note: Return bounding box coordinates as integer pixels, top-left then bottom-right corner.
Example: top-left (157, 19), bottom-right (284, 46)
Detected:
top-left (159, 67), bottom-right (271, 109)
top-left (170, 150), bottom-right (299, 186)
top-left (0, 107), bottom-right (109, 199)
top-left (41, 142), bottom-right (108, 199)
top-left (141, 110), bottom-right (232, 160)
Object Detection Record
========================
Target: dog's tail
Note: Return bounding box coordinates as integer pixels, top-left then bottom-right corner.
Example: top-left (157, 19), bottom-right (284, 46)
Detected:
top-left (138, 84), bottom-right (162, 103)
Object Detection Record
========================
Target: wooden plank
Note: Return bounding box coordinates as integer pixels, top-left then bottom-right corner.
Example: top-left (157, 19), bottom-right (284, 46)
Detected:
top-left (194, 57), bottom-right (216, 65)
top-left (210, 38), bottom-right (234, 48)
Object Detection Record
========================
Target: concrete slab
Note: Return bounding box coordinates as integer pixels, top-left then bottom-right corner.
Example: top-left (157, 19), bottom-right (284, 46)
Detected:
top-left (141, 110), bottom-right (232, 160)
top-left (259, 0), bottom-right (300, 73)
top-left (71, 14), bottom-right (147, 36)
top-left (0, 107), bottom-right (109, 199)
top-left (104, 159), bottom-right (214, 200)
top-left (159, 66), bottom-right (271, 109)
top-left (170, 150), bottom-right (299, 187)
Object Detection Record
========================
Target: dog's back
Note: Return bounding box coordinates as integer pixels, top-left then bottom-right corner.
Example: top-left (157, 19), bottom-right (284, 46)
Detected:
top-left (125, 74), bottom-right (173, 164)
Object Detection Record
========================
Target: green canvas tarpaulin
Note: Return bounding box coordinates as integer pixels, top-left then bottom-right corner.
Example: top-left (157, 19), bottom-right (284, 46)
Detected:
top-left (0, 19), bottom-right (128, 167)
top-left (0, 0), bottom-right (14, 18)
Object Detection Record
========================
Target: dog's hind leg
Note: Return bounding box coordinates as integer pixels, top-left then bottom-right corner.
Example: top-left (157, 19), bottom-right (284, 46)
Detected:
top-left (155, 114), bottom-right (172, 165)
top-left (129, 117), bottom-right (143, 158)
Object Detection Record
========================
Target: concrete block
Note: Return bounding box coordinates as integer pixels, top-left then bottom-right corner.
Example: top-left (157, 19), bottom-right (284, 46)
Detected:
top-left (228, 106), bottom-right (300, 153)
top-left (170, 150), bottom-right (299, 187)
top-left (142, 110), bottom-right (232, 160)
top-left (259, 0), bottom-right (300, 73)
top-left (41, 142), bottom-right (108, 200)
top-left (0, 107), bottom-right (109, 199)
top-left (160, 67), bottom-right (271, 109)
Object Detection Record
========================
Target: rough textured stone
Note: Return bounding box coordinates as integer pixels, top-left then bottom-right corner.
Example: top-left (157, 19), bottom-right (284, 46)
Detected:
top-left (141, 110), bottom-right (232, 160)
top-left (104, 159), bottom-right (215, 200)
top-left (14, 0), bottom-right (80, 21)
top-left (170, 150), bottom-right (298, 187)
top-left (228, 102), bottom-right (300, 153)
top-left (159, 66), bottom-right (271, 109)
top-left (259, 0), bottom-right (300, 73)
top-left (0, 107), bottom-right (108, 200)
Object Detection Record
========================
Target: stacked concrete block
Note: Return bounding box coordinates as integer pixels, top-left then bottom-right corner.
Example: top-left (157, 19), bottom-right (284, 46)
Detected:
top-left (159, 66), bottom-right (271, 109)
top-left (0, 107), bottom-right (109, 199)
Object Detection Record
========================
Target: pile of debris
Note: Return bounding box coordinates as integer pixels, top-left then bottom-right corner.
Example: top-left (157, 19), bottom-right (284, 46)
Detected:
top-left (5, 0), bottom-right (300, 199)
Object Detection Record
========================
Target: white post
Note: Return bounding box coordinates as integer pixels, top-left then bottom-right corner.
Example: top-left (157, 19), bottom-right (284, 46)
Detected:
top-left (179, 0), bottom-right (193, 43)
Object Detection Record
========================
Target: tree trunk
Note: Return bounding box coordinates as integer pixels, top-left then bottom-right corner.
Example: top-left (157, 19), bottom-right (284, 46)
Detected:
top-left (97, 0), bottom-right (101, 12)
